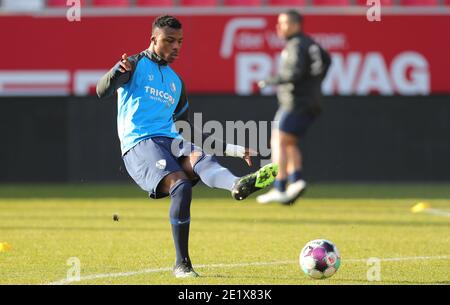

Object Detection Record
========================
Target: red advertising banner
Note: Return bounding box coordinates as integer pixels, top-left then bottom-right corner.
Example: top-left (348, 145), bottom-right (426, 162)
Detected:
top-left (0, 14), bottom-right (448, 96)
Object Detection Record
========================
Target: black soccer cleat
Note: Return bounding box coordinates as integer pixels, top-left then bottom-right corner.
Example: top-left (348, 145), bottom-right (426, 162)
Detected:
top-left (231, 163), bottom-right (278, 201)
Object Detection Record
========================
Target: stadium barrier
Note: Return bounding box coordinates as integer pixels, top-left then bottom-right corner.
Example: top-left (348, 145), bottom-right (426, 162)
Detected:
top-left (0, 95), bottom-right (449, 183)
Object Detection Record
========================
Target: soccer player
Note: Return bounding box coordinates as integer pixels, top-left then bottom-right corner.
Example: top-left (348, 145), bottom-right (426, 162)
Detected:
top-left (96, 15), bottom-right (278, 278)
top-left (257, 10), bottom-right (331, 205)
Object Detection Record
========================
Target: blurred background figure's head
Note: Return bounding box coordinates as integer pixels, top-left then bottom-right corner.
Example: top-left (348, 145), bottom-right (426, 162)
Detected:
top-left (276, 10), bottom-right (303, 40)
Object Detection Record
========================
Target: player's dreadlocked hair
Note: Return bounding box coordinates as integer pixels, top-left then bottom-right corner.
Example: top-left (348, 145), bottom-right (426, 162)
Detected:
top-left (152, 15), bottom-right (182, 34)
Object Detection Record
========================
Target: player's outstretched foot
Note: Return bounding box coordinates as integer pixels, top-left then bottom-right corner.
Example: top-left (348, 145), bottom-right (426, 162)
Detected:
top-left (231, 163), bottom-right (278, 201)
top-left (285, 180), bottom-right (307, 205)
top-left (173, 259), bottom-right (199, 278)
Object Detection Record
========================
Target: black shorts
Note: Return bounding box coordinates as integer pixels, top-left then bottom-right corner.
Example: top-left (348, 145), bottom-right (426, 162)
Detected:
top-left (123, 137), bottom-right (200, 199)
top-left (274, 109), bottom-right (316, 138)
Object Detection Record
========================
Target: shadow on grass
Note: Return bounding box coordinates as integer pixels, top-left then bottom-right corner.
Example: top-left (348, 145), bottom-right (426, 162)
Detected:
top-left (200, 273), bottom-right (303, 282)
top-left (0, 225), bottom-right (167, 232)
top-left (1, 183), bottom-right (450, 199)
top-left (0, 215), bottom-right (448, 231)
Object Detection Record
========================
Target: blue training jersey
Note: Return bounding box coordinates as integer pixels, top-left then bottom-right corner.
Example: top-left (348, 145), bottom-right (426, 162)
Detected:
top-left (116, 52), bottom-right (186, 155)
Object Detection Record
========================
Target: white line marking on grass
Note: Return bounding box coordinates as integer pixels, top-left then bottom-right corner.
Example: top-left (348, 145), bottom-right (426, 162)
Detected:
top-left (45, 255), bottom-right (450, 285)
top-left (346, 255), bottom-right (450, 263)
top-left (425, 209), bottom-right (450, 218)
top-left (45, 261), bottom-right (294, 285)
top-left (411, 203), bottom-right (450, 218)
top-left (46, 267), bottom-right (173, 285)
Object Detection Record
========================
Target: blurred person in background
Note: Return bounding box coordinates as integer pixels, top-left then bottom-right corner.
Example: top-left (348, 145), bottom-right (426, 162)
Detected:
top-left (257, 10), bottom-right (331, 205)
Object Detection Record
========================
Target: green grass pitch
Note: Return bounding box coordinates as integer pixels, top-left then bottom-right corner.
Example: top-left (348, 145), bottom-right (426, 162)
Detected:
top-left (0, 183), bottom-right (449, 285)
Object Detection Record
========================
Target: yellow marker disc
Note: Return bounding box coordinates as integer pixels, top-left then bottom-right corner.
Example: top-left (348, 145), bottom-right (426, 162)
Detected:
top-left (0, 242), bottom-right (12, 252)
top-left (411, 202), bottom-right (431, 213)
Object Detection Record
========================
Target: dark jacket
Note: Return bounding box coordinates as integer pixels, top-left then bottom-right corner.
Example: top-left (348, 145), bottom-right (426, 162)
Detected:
top-left (265, 33), bottom-right (331, 116)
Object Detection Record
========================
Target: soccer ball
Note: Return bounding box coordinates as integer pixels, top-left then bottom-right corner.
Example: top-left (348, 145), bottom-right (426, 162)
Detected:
top-left (299, 239), bottom-right (341, 279)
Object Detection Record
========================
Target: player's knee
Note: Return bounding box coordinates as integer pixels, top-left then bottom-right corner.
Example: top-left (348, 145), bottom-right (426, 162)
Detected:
top-left (159, 171), bottom-right (188, 194)
top-left (169, 179), bottom-right (192, 199)
top-left (189, 150), bottom-right (204, 165)
top-left (188, 151), bottom-right (204, 177)
top-left (179, 154), bottom-right (202, 182)
top-left (192, 153), bottom-right (216, 176)
top-left (279, 133), bottom-right (298, 146)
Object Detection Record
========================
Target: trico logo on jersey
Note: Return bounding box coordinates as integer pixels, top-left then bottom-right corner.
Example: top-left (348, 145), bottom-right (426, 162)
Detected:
top-left (144, 86), bottom-right (176, 106)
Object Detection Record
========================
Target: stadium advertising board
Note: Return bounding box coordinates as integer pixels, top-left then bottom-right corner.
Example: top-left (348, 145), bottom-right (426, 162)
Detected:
top-left (0, 14), bottom-right (448, 96)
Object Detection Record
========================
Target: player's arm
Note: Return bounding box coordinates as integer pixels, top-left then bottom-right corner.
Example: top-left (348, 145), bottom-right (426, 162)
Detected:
top-left (173, 83), bottom-right (255, 166)
top-left (96, 53), bottom-right (136, 98)
top-left (259, 42), bottom-right (306, 88)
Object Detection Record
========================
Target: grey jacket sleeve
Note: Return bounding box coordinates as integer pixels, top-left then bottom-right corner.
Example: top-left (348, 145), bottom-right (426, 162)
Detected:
top-left (96, 58), bottom-right (137, 99)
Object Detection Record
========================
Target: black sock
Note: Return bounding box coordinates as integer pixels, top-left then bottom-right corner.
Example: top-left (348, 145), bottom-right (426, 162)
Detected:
top-left (274, 179), bottom-right (287, 192)
top-left (288, 170), bottom-right (303, 183)
top-left (169, 179), bottom-right (192, 266)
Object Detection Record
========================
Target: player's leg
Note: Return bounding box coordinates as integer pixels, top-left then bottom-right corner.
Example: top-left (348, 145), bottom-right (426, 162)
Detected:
top-left (187, 150), bottom-right (238, 191)
top-left (257, 111), bottom-right (292, 204)
top-left (274, 131), bottom-right (290, 193)
top-left (271, 129), bottom-right (280, 170)
top-left (174, 140), bottom-right (238, 191)
top-left (157, 171), bottom-right (198, 278)
top-left (287, 141), bottom-right (302, 179)
top-left (257, 131), bottom-right (297, 204)
top-left (283, 112), bottom-right (316, 203)
top-left (177, 141), bottom-right (278, 200)
top-left (123, 137), bottom-right (198, 278)
top-left (286, 140), bottom-right (306, 184)
top-left (283, 133), bottom-right (307, 203)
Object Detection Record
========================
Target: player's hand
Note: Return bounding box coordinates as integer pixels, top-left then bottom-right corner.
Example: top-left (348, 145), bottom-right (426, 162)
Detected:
top-left (243, 148), bottom-right (258, 167)
top-left (118, 53), bottom-right (132, 73)
top-left (257, 80), bottom-right (267, 89)
top-left (225, 144), bottom-right (257, 166)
